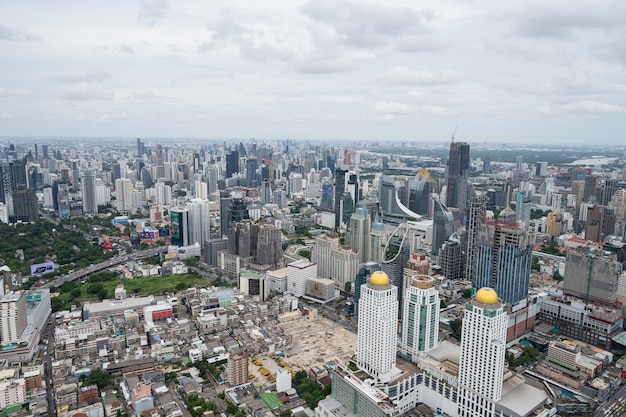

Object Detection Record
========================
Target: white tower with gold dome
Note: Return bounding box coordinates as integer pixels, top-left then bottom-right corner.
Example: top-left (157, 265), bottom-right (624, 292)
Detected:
top-left (458, 287), bottom-right (507, 417)
top-left (356, 271), bottom-right (401, 383)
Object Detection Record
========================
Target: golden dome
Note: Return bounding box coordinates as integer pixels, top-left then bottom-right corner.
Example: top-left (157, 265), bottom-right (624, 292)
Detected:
top-left (369, 271), bottom-right (391, 286)
top-left (475, 287), bottom-right (499, 304)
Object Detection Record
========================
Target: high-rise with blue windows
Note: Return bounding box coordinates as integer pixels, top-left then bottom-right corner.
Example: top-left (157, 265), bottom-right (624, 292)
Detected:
top-left (475, 219), bottom-right (533, 305)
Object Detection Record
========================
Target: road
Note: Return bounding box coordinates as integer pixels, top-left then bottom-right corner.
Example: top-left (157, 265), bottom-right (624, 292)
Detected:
top-left (594, 383), bottom-right (626, 417)
top-left (43, 247), bottom-right (168, 289)
top-left (43, 315), bottom-right (56, 417)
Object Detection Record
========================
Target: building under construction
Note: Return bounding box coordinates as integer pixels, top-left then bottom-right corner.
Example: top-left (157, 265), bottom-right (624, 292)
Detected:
top-left (562, 248), bottom-right (623, 305)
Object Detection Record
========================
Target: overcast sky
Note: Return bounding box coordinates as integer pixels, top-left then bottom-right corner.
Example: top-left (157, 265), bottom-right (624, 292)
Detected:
top-left (1, 0), bottom-right (625, 145)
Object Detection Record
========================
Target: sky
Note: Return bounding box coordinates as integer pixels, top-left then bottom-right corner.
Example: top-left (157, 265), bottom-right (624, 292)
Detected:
top-left (1, 0), bottom-right (626, 145)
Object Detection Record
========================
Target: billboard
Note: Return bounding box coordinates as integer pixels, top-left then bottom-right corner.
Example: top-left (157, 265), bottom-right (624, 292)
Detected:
top-left (138, 231), bottom-right (155, 239)
top-left (30, 262), bottom-right (55, 276)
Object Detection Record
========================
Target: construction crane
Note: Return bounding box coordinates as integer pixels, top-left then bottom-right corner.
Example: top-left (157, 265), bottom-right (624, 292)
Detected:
top-left (451, 125), bottom-right (459, 142)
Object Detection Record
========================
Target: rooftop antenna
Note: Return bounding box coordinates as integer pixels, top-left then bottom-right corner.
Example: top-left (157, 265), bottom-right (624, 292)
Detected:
top-left (451, 125), bottom-right (459, 143)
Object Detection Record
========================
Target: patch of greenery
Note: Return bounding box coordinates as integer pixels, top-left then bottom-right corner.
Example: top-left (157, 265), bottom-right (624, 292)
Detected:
top-left (293, 370), bottom-right (331, 409)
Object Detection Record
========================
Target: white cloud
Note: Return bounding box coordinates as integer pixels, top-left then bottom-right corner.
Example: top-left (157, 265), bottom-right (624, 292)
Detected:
top-left (375, 101), bottom-right (411, 114)
top-left (62, 83), bottom-right (114, 101)
top-left (382, 66), bottom-right (457, 85)
top-left (563, 100), bottom-right (626, 114)
top-left (0, 24), bottom-right (39, 42)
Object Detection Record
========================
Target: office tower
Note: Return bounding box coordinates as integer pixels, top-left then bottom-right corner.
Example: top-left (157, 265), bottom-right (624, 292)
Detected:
top-left (256, 223), bottom-right (283, 267)
top-left (432, 197), bottom-right (454, 259)
top-left (155, 145), bottom-right (165, 179)
top-left (476, 220), bottom-right (533, 305)
top-left (515, 192), bottom-right (531, 230)
top-left (115, 178), bottom-right (132, 212)
top-left (226, 150), bottom-right (239, 178)
top-left (330, 248), bottom-right (360, 291)
top-left (583, 175), bottom-right (599, 203)
top-left (260, 180), bottom-right (272, 204)
top-left (245, 157), bottom-right (258, 188)
top-left (288, 173), bottom-right (303, 197)
top-left (369, 214), bottom-right (387, 264)
top-left (141, 167), bottom-right (153, 188)
top-left (439, 236), bottom-right (463, 280)
top-left (353, 262), bottom-right (380, 319)
top-left (207, 165), bottom-right (219, 195)
top-left (382, 223), bottom-right (411, 316)
top-left (465, 193), bottom-right (486, 283)
top-left (356, 271), bottom-right (401, 383)
top-left (136, 138), bottom-right (146, 157)
top-left (57, 182), bottom-right (70, 219)
top-left (584, 205), bottom-right (616, 243)
top-left (349, 205), bottom-right (371, 263)
top-left (81, 169), bottom-right (97, 214)
top-left (408, 168), bottom-right (431, 216)
top-left (545, 211), bottom-right (563, 237)
top-left (187, 199), bottom-right (211, 247)
top-left (42, 145), bottom-right (48, 160)
top-left (287, 260), bottom-right (317, 297)
top-left (170, 208), bottom-right (189, 247)
top-left (219, 197), bottom-right (233, 237)
top-left (0, 162), bottom-right (14, 216)
top-left (204, 237), bottom-right (228, 267)
top-left (11, 190), bottom-right (38, 222)
top-left (458, 288), bottom-right (506, 417)
top-left (379, 176), bottom-right (421, 225)
top-left (312, 235), bottom-right (340, 278)
top-left (563, 248), bottom-right (622, 304)
top-left (273, 189), bottom-right (286, 208)
top-left (227, 352), bottom-right (249, 387)
top-left (445, 141), bottom-right (470, 213)
top-left (608, 189), bottom-right (626, 238)
top-left (112, 163), bottom-right (121, 183)
top-left (228, 197), bottom-right (248, 229)
top-left (320, 179), bottom-right (334, 210)
top-left (535, 161), bottom-right (548, 177)
top-left (400, 275), bottom-right (439, 360)
top-left (0, 291), bottom-right (27, 344)
top-left (334, 169), bottom-right (358, 228)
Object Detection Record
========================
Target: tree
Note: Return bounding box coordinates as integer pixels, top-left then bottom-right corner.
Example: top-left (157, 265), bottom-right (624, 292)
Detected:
top-left (462, 288), bottom-right (472, 299)
top-left (450, 318), bottom-right (463, 340)
top-left (552, 270), bottom-right (563, 282)
top-left (70, 288), bottom-right (82, 299)
top-left (344, 281), bottom-right (352, 293)
top-left (83, 368), bottom-right (113, 388)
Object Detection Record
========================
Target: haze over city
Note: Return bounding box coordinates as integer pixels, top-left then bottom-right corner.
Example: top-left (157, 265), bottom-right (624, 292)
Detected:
top-left (2, 0), bottom-right (626, 144)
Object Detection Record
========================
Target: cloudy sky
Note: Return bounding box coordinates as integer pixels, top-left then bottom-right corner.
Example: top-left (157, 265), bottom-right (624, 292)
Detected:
top-left (1, 0), bottom-right (625, 145)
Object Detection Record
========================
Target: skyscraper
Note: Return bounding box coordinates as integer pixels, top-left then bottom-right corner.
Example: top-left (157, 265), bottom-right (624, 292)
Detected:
top-left (170, 208), bottom-right (189, 247)
top-left (400, 275), bottom-right (439, 360)
top-left (349, 205), bottom-right (371, 263)
top-left (226, 150), bottom-right (239, 178)
top-left (439, 235), bottom-right (463, 280)
top-left (431, 197), bottom-right (454, 259)
top-left (458, 288), bottom-right (506, 417)
top-left (353, 262), bottom-right (380, 319)
top-left (476, 220), bottom-right (532, 305)
top-left (155, 145), bottom-right (165, 179)
top-left (445, 141), bottom-right (470, 214)
top-left (115, 178), bottom-right (132, 212)
top-left (81, 169), bottom-right (97, 214)
top-left (356, 271), bottom-right (401, 383)
top-left (187, 199), bottom-right (211, 247)
top-left (408, 168), bottom-right (431, 216)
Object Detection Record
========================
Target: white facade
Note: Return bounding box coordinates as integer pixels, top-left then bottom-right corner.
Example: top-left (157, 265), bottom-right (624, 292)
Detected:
top-left (330, 248), bottom-right (359, 290)
top-left (115, 178), bottom-right (132, 212)
top-left (458, 289), bottom-right (507, 417)
top-left (400, 276), bottom-right (439, 359)
top-left (276, 367), bottom-right (292, 393)
top-left (356, 272), bottom-right (401, 383)
top-left (287, 260), bottom-right (317, 297)
top-left (312, 236), bottom-right (339, 279)
top-left (187, 198), bottom-right (211, 247)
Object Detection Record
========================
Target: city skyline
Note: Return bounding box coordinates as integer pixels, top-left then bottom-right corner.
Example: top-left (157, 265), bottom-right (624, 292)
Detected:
top-left (2, 1), bottom-right (626, 144)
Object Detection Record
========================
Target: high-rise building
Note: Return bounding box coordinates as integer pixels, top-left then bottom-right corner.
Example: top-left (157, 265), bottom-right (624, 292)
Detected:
top-left (226, 150), bottom-right (239, 178)
top-left (584, 205), bottom-right (616, 243)
top-left (334, 169), bottom-right (358, 228)
top-left (170, 208), bottom-right (189, 247)
top-left (115, 178), bottom-right (132, 212)
top-left (432, 197), bottom-right (454, 258)
top-left (312, 235), bottom-right (340, 279)
top-left (0, 291), bottom-right (27, 344)
top-left (476, 220), bottom-right (533, 305)
top-left (227, 352), bottom-right (249, 387)
top-left (260, 179), bottom-right (272, 205)
top-left (245, 157), bottom-right (258, 188)
top-left (400, 275), bottom-right (439, 360)
top-left (81, 169), bottom-right (97, 214)
top-left (408, 168), bottom-right (431, 216)
top-left (136, 138), bottom-right (146, 158)
top-left (563, 248), bottom-right (622, 304)
top-left (11, 190), bottom-right (38, 222)
top-left (445, 141), bottom-right (470, 214)
top-left (401, 250), bottom-right (430, 296)
top-left (353, 262), bottom-right (380, 319)
top-left (356, 271), bottom-right (401, 383)
top-left (349, 205), bottom-right (371, 263)
top-left (287, 260), bottom-right (317, 297)
top-left (458, 288), bottom-right (506, 417)
top-left (330, 248), bottom-right (359, 291)
top-left (187, 199), bottom-right (211, 247)
top-left (382, 223), bottom-right (411, 316)
top-left (369, 214), bottom-right (387, 264)
top-left (155, 145), bottom-right (165, 179)
top-left (439, 236), bottom-right (463, 280)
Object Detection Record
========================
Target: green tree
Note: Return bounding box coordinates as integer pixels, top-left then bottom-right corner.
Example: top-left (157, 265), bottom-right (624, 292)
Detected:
top-left (450, 318), bottom-right (463, 340)
top-left (462, 288), bottom-right (472, 299)
top-left (344, 281), bottom-right (352, 293)
top-left (83, 369), bottom-right (113, 388)
top-left (70, 288), bottom-right (82, 299)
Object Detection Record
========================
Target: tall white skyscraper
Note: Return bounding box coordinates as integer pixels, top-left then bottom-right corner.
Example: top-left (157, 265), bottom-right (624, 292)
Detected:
top-left (311, 235), bottom-right (339, 279)
top-left (187, 198), bottom-right (211, 246)
top-left (400, 275), bottom-right (439, 359)
top-left (287, 260), bottom-right (317, 298)
top-left (356, 271), bottom-right (401, 383)
top-left (349, 205), bottom-right (371, 263)
top-left (81, 169), bottom-right (97, 214)
top-left (115, 178), bottom-right (132, 212)
top-left (458, 287), bottom-right (507, 417)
